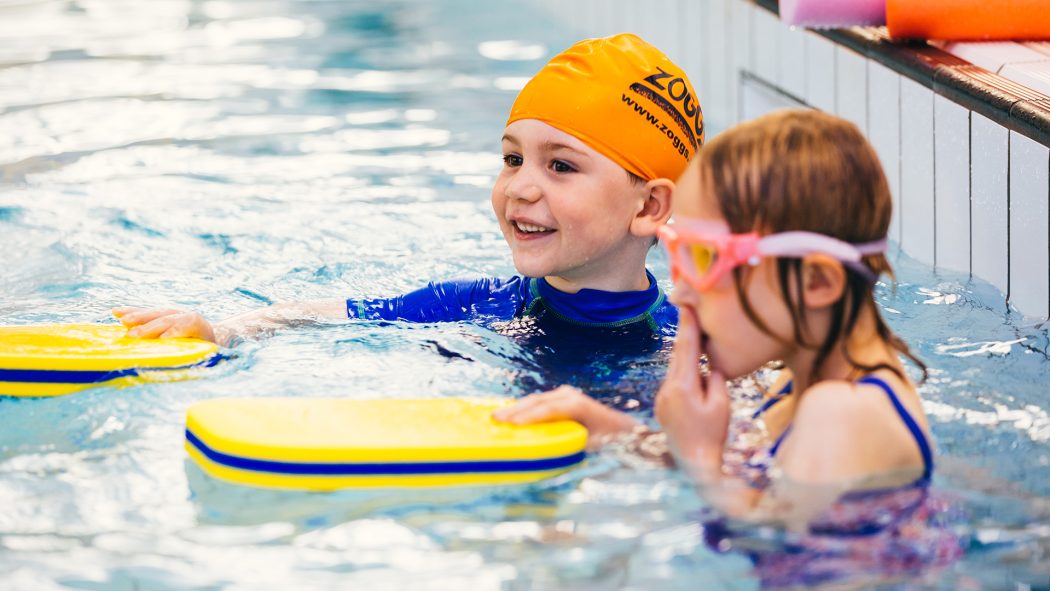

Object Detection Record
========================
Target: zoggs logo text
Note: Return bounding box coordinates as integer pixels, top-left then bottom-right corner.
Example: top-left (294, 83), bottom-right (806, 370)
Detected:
top-left (643, 68), bottom-right (704, 142)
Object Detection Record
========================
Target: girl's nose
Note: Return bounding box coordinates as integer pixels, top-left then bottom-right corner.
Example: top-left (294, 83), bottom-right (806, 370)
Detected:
top-left (669, 280), bottom-right (700, 309)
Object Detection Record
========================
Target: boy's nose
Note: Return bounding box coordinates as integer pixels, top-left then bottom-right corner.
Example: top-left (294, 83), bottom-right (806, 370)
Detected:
top-left (507, 184), bottom-right (542, 202)
top-left (504, 171), bottom-right (543, 202)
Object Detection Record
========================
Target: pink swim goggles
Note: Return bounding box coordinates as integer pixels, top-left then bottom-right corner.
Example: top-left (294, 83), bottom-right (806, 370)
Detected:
top-left (657, 218), bottom-right (888, 292)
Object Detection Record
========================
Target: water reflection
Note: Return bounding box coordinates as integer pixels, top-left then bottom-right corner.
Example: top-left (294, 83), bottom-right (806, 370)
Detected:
top-left (1, 0), bottom-right (1049, 588)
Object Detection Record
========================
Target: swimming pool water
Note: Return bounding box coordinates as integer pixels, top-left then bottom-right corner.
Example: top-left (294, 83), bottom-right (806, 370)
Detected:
top-left (1, 1), bottom-right (1049, 589)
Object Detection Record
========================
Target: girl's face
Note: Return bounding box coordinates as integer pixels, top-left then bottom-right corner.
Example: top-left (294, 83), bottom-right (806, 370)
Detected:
top-left (669, 161), bottom-right (797, 379)
top-left (491, 119), bottom-right (648, 288)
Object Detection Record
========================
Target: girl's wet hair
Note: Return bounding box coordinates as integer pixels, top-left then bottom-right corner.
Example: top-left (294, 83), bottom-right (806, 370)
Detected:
top-left (696, 109), bottom-right (926, 383)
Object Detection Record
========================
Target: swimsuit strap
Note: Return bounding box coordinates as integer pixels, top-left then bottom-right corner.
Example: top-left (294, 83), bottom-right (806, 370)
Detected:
top-left (768, 424), bottom-right (793, 458)
top-left (762, 380), bottom-right (794, 457)
top-left (855, 375), bottom-right (934, 481)
top-left (751, 380), bottom-right (793, 420)
top-left (764, 377), bottom-right (934, 482)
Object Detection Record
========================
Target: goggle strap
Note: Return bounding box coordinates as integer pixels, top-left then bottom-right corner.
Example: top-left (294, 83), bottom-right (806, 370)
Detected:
top-left (758, 232), bottom-right (888, 262)
top-left (854, 238), bottom-right (888, 256)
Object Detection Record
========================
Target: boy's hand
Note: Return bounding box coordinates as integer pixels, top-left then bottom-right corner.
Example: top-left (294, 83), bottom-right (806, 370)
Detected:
top-left (492, 385), bottom-right (640, 451)
top-left (654, 306), bottom-right (729, 473)
top-left (112, 307), bottom-right (218, 343)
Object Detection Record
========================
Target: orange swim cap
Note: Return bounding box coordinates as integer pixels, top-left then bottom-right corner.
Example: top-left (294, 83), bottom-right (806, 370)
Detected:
top-left (507, 33), bottom-right (703, 182)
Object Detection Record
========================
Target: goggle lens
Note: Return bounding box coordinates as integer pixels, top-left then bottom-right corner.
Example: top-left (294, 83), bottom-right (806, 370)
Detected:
top-left (688, 242), bottom-right (718, 276)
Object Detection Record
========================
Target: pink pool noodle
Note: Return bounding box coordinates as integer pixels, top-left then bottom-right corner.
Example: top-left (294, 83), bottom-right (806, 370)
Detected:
top-left (779, 0), bottom-right (886, 28)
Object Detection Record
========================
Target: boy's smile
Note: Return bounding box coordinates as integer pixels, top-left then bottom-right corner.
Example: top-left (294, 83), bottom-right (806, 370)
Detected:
top-left (509, 216), bottom-right (556, 239)
top-left (492, 119), bottom-right (655, 293)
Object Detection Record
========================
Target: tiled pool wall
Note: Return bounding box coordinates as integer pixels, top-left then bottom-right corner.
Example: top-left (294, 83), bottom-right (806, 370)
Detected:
top-left (530, 0), bottom-right (1050, 320)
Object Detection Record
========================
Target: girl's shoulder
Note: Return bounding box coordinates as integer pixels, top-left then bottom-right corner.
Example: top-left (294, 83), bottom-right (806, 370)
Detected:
top-left (779, 374), bottom-right (929, 483)
top-left (787, 380), bottom-right (881, 443)
top-left (793, 373), bottom-right (920, 421)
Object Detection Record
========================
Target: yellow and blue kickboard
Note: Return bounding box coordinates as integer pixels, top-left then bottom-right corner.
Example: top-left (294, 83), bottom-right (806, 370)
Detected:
top-left (185, 397), bottom-right (588, 490)
top-left (0, 323), bottom-right (220, 397)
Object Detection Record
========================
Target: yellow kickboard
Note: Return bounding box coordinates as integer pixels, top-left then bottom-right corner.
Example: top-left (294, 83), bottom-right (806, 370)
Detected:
top-left (185, 397), bottom-right (588, 491)
top-left (0, 323), bottom-right (220, 397)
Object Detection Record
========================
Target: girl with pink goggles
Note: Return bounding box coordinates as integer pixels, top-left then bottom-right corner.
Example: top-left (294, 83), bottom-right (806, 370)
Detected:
top-left (657, 217), bottom-right (888, 292)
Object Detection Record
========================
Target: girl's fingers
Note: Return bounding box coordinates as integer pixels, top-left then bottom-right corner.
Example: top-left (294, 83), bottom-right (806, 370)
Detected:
top-left (682, 305), bottom-right (704, 359)
top-left (706, 371), bottom-right (730, 409)
top-left (667, 306), bottom-right (703, 388)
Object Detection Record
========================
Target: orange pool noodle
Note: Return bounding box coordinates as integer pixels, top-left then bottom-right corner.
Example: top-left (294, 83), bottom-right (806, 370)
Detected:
top-left (887, 0), bottom-right (1050, 41)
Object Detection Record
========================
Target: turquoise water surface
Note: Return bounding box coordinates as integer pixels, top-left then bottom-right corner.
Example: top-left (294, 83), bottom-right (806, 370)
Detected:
top-left (1, 1), bottom-right (1049, 589)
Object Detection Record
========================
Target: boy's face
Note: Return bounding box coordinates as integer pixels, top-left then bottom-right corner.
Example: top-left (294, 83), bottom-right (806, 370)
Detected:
top-left (492, 119), bottom-right (648, 288)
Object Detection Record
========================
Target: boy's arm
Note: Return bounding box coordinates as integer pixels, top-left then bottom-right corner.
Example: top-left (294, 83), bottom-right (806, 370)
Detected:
top-left (347, 276), bottom-right (525, 322)
top-left (492, 386), bottom-right (644, 452)
top-left (114, 300), bottom-right (346, 346)
top-left (115, 276), bottom-right (521, 346)
top-left (214, 299), bottom-right (348, 344)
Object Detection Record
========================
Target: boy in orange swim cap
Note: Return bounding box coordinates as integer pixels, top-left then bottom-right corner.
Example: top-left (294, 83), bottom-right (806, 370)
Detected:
top-left (116, 35), bottom-right (703, 364)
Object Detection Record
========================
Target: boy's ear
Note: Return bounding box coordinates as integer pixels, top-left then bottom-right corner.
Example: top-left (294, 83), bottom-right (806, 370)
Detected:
top-left (630, 179), bottom-right (674, 237)
top-left (800, 254), bottom-right (847, 309)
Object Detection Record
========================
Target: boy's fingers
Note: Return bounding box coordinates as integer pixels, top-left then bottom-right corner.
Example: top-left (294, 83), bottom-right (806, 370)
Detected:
top-left (118, 308), bottom-right (181, 328)
top-left (127, 316), bottom-right (178, 339)
top-left (492, 387), bottom-right (580, 424)
top-left (111, 307), bottom-right (144, 319)
top-left (492, 396), bottom-right (542, 422)
top-left (160, 323), bottom-right (192, 339)
top-left (494, 401), bottom-right (563, 424)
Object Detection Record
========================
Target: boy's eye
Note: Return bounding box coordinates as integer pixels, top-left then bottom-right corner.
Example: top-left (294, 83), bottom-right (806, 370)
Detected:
top-left (502, 154), bottom-right (523, 167)
top-left (550, 159), bottom-right (576, 173)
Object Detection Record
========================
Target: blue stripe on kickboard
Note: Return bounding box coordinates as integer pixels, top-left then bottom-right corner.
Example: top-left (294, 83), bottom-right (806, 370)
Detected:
top-left (0, 354), bottom-right (225, 384)
top-left (185, 429), bottom-right (587, 476)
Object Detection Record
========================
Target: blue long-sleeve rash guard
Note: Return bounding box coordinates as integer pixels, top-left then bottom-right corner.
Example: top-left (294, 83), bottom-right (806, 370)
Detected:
top-left (345, 270), bottom-right (677, 411)
top-left (345, 270), bottom-right (677, 335)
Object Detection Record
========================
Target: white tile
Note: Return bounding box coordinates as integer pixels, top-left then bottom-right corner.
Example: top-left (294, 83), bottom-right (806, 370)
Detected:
top-left (654, 0), bottom-right (682, 63)
top-left (638, 0), bottom-right (666, 46)
top-left (597, 0), bottom-right (620, 36)
top-left (609, 0), bottom-right (633, 34)
top-left (970, 112), bottom-right (1010, 297)
top-left (867, 61), bottom-right (902, 245)
top-left (835, 45), bottom-right (868, 136)
top-left (682, 0), bottom-right (705, 95)
top-left (583, 0), bottom-right (605, 37)
top-left (1008, 132), bottom-right (1050, 318)
top-left (569, 1), bottom-right (588, 35)
top-left (729, 0), bottom-right (753, 127)
top-left (998, 61), bottom-right (1050, 100)
top-left (752, 5), bottom-right (780, 85)
top-left (938, 41), bottom-right (1048, 74)
top-left (899, 77), bottom-right (935, 265)
top-left (804, 32), bottom-right (836, 112)
top-left (779, 24), bottom-right (807, 101)
top-left (933, 96), bottom-right (970, 275)
top-left (740, 76), bottom-right (804, 122)
top-left (665, 0), bottom-right (681, 53)
top-left (1022, 41), bottom-right (1050, 58)
top-left (701, 0), bottom-right (734, 136)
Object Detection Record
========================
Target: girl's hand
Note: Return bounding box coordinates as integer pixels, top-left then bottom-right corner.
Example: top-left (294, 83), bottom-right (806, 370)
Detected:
top-left (654, 306), bottom-right (730, 474)
top-left (112, 307), bottom-right (219, 343)
top-left (492, 385), bottom-right (640, 451)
